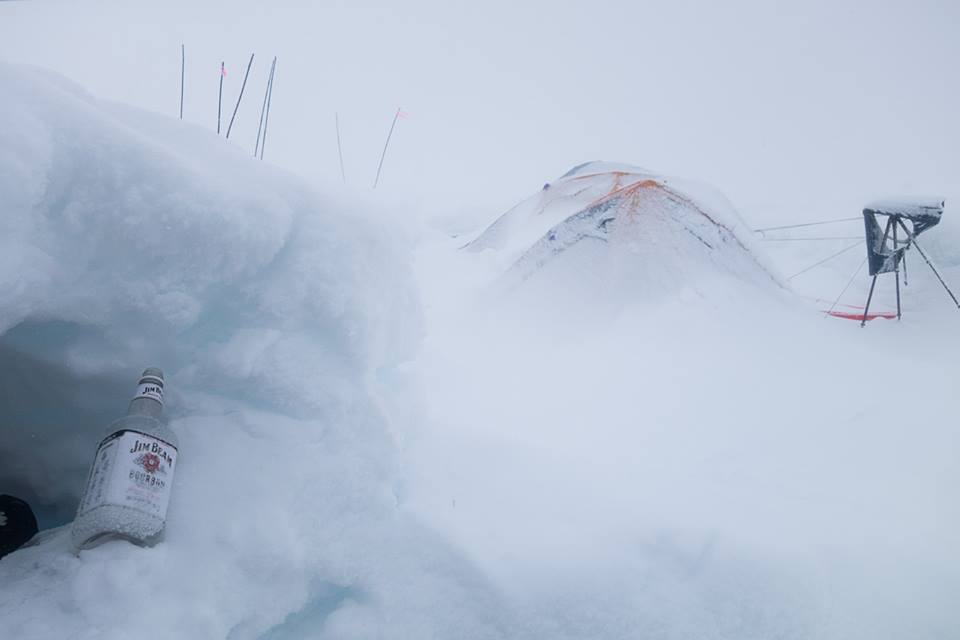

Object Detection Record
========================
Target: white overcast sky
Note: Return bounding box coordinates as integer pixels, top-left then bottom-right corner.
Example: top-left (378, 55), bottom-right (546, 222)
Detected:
top-left (1, 0), bottom-right (958, 225)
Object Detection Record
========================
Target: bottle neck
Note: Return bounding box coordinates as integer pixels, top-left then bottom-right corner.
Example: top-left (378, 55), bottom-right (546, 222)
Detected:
top-left (126, 375), bottom-right (164, 419)
top-left (127, 395), bottom-right (163, 419)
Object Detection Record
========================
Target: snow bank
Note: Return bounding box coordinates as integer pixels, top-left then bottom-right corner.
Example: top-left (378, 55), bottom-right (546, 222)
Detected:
top-left (0, 60), bottom-right (413, 524)
top-left (0, 63), bottom-right (504, 639)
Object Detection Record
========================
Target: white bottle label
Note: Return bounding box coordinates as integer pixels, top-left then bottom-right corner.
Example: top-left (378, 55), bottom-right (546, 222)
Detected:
top-left (77, 431), bottom-right (178, 520)
top-left (134, 382), bottom-right (164, 404)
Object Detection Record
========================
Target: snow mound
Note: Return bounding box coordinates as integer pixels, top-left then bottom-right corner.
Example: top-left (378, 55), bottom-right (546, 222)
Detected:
top-left (0, 60), bottom-right (414, 524)
top-left (468, 162), bottom-right (782, 303)
top-left (0, 63), bottom-right (503, 639)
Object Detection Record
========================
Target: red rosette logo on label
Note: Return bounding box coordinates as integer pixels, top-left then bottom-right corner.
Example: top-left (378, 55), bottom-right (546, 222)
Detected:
top-left (142, 453), bottom-right (161, 473)
top-left (135, 452), bottom-right (165, 475)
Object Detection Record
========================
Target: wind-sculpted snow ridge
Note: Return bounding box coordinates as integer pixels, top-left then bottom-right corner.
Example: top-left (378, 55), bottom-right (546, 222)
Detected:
top-left (0, 63), bottom-right (508, 639)
top-left (468, 162), bottom-right (783, 304)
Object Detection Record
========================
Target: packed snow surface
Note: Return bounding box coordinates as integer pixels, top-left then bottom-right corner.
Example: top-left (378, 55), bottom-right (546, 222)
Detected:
top-left (2, 64), bottom-right (960, 639)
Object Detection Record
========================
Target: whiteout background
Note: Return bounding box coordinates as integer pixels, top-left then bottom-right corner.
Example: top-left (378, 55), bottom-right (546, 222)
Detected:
top-left (1, 0), bottom-right (958, 225)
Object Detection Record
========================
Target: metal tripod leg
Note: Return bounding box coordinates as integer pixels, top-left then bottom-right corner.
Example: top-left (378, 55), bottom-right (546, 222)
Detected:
top-left (902, 247), bottom-right (908, 286)
top-left (861, 216), bottom-right (893, 327)
top-left (895, 219), bottom-right (960, 310)
top-left (893, 221), bottom-right (901, 320)
top-left (861, 275), bottom-right (879, 327)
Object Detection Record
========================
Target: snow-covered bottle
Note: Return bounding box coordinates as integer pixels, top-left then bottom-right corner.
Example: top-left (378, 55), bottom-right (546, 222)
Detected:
top-left (71, 368), bottom-right (179, 550)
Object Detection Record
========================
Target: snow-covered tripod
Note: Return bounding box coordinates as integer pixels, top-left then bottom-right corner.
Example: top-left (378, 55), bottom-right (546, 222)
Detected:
top-left (860, 200), bottom-right (959, 327)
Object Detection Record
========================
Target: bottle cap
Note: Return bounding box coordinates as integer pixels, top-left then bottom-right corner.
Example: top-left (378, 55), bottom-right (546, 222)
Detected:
top-left (139, 367), bottom-right (164, 385)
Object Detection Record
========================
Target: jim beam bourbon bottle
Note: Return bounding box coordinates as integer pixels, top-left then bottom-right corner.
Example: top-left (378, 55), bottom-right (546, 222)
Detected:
top-left (71, 368), bottom-right (179, 550)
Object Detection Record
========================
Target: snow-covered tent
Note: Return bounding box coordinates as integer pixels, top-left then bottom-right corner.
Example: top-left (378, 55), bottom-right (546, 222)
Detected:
top-left (468, 162), bottom-right (782, 302)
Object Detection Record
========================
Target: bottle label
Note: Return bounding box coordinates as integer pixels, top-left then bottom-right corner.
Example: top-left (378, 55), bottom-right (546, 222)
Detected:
top-left (77, 431), bottom-right (178, 521)
top-left (134, 382), bottom-right (164, 404)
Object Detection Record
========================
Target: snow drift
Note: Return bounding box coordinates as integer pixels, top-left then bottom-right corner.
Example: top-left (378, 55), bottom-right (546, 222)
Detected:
top-left (0, 61), bottom-right (413, 525)
top-left (0, 63), bottom-right (504, 639)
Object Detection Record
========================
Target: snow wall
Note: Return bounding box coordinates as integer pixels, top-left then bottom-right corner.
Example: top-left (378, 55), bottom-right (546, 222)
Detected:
top-left (0, 62), bottom-right (505, 639)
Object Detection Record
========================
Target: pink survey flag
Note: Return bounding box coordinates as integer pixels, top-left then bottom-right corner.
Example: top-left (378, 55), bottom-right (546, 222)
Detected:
top-left (397, 107), bottom-right (409, 119)
top-left (221, 64), bottom-right (227, 77)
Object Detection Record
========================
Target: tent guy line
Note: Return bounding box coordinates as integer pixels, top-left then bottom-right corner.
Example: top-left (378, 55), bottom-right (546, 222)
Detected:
top-left (752, 217), bottom-right (861, 234)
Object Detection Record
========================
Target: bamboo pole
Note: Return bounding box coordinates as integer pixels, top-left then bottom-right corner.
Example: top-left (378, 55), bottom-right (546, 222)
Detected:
top-left (258, 58), bottom-right (276, 161)
top-left (254, 57), bottom-right (276, 158)
top-left (217, 61), bottom-right (225, 134)
top-left (225, 53), bottom-right (254, 139)
top-left (179, 44), bottom-right (185, 120)
top-left (336, 112), bottom-right (346, 184)
top-left (372, 108), bottom-right (401, 189)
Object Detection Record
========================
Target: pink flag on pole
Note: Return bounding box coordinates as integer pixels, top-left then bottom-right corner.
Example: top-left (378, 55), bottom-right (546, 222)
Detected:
top-left (397, 107), bottom-right (409, 119)
top-left (221, 64), bottom-right (227, 77)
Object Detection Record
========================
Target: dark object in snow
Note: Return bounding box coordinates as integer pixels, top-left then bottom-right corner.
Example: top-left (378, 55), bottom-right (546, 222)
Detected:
top-left (863, 199), bottom-right (942, 277)
top-left (0, 494), bottom-right (39, 559)
top-left (542, 182), bottom-right (550, 191)
top-left (860, 198), bottom-right (959, 326)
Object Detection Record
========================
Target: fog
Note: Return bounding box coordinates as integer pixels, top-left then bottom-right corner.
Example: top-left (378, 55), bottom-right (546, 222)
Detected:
top-left (3, 0), bottom-right (959, 224)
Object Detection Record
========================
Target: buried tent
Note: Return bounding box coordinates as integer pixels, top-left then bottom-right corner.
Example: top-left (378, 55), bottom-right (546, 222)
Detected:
top-left (467, 161), bottom-right (782, 304)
